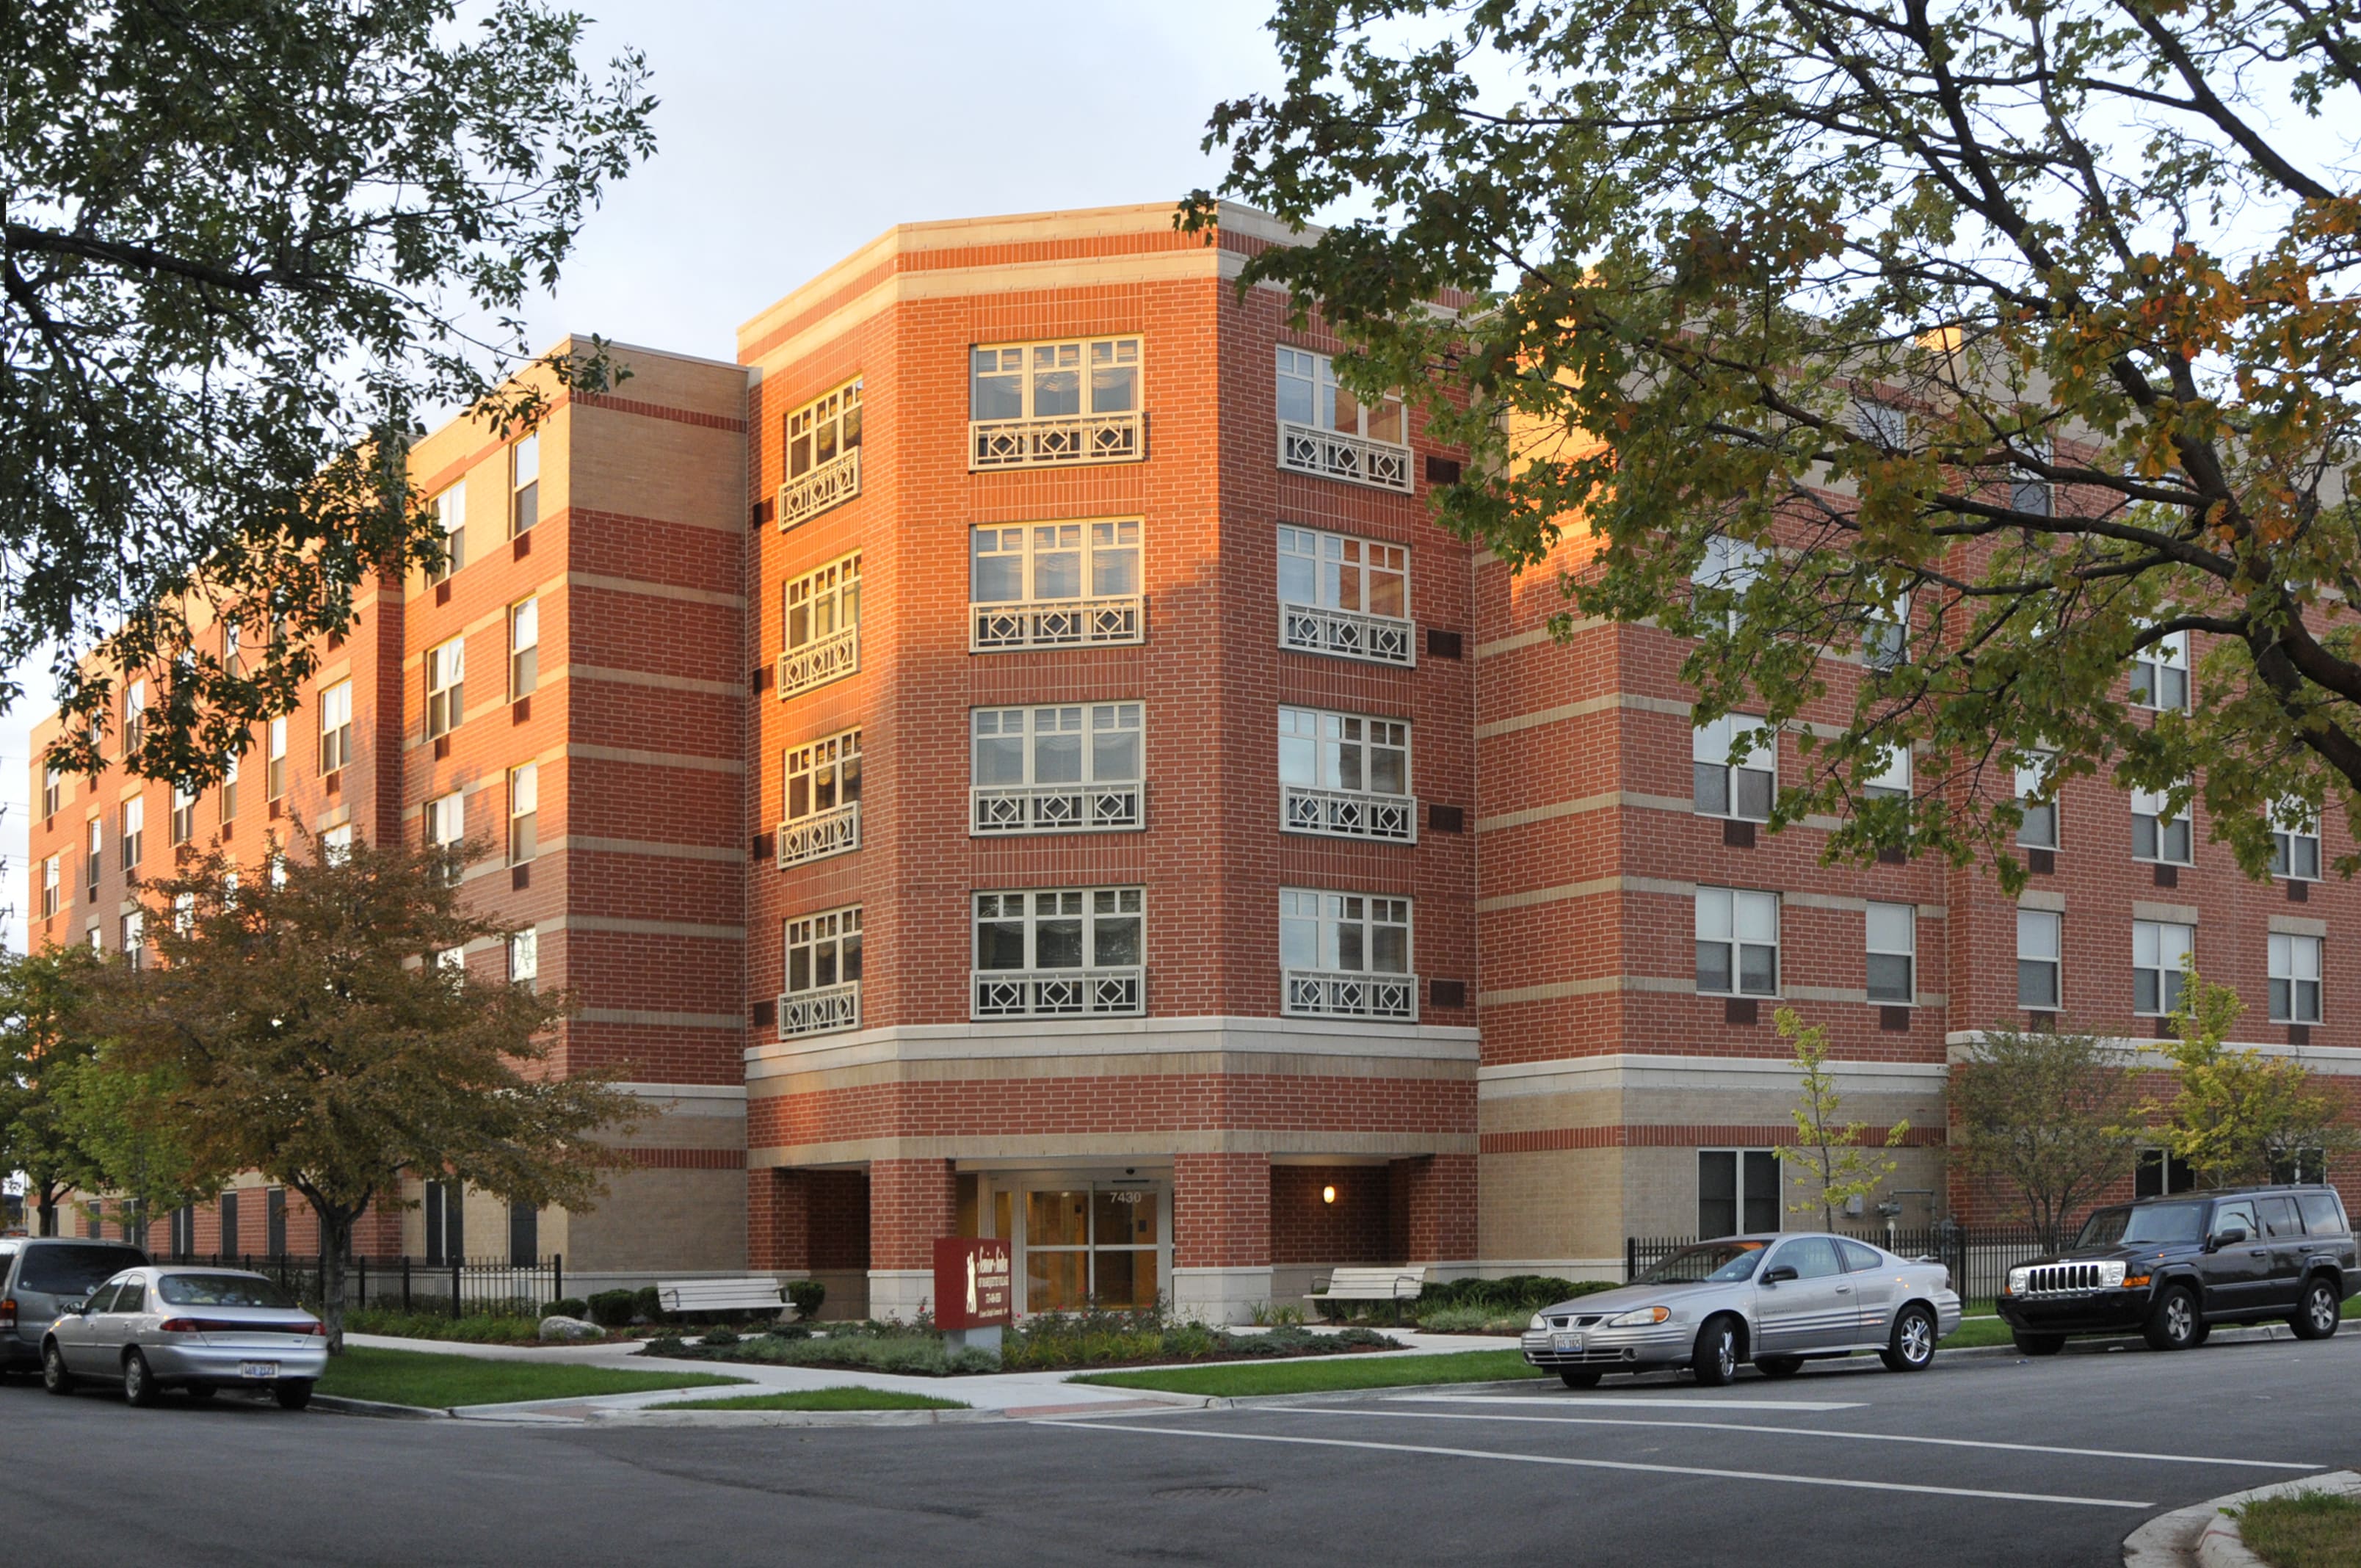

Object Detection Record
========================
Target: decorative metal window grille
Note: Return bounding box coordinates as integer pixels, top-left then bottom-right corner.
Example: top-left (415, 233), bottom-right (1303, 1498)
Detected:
top-left (780, 906), bottom-right (862, 1039)
top-left (1277, 525), bottom-right (1412, 667)
top-left (970, 338), bottom-right (1144, 471)
top-left (1280, 706), bottom-right (1414, 842)
top-left (970, 520), bottom-right (1143, 650)
top-left (1280, 889), bottom-right (1415, 1020)
top-left (1274, 347), bottom-right (1411, 492)
top-left (971, 703), bottom-right (1142, 835)
top-left (780, 377), bottom-right (863, 529)
top-left (780, 729), bottom-right (861, 868)
top-left (971, 888), bottom-right (1145, 1019)
top-left (778, 553), bottom-right (861, 699)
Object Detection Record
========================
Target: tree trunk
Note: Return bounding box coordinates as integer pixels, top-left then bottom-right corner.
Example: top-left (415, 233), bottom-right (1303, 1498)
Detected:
top-left (35, 1188), bottom-right (57, 1237)
top-left (319, 1209), bottom-right (352, 1354)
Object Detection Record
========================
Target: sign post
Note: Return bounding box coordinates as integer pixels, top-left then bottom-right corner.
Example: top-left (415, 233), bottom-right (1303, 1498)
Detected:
top-left (933, 1237), bottom-right (1014, 1362)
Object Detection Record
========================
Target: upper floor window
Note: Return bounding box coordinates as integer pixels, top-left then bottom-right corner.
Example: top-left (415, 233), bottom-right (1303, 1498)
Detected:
top-left (267, 716), bottom-right (288, 799)
top-left (780, 729), bottom-right (862, 868)
top-left (1866, 901), bottom-right (1915, 1004)
top-left (123, 679), bottom-right (148, 757)
top-left (1277, 525), bottom-right (1413, 666)
top-left (507, 926), bottom-right (538, 986)
top-left (2269, 932), bottom-right (2323, 1024)
top-left (85, 817), bottom-right (102, 895)
top-left (2270, 799), bottom-right (2321, 881)
top-left (1853, 399), bottom-right (1907, 449)
top-left (42, 765), bottom-right (60, 820)
top-left (507, 763), bottom-right (538, 865)
top-left (2133, 920), bottom-right (2192, 1017)
top-left (120, 797), bottom-right (144, 871)
top-left (427, 485), bottom-right (465, 584)
top-left (971, 521), bottom-right (1143, 650)
top-left (1280, 706), bottom-right (1413, 842)
top-left (2130, 785), bottom-right (2191, 865)
top-left (1280, 889), bottom-right (1415, 1020)
top-left (322, 823), bottom-right (353, 864)
top-left (778, 553), bottom-right (861, 699)
top-left (509, 598), bottom-right (539, 700)
top-left (427, 637), bottom-right (465, 738)
top-left (780, 905), bottom-right (863, 1037)
top-left (222, 618), bottom-right (244, 676)
top-left (971, 703), bottom-right (1143, 835)
top-left (1695, 535), bottom-right (1766, 633)
top-left (970, 337), bottom-right (1143, 469)
top-left (1693, 715), bottom-right (1774, 821)
top-left (510, 432), bottom-right (539, 537)
top-left (170, 783), bottom-right (196, 847)
top-left (973, 888), bottom-right (1145, 1019)
top-left (40, 854), bottom-right (59, 918)
top-left (780, 377), bottom-right (864, 529)
top-left (220, 752), bottom-right (239, 822)
top-left (319, 680), bottom-right (353, 775)
top-left (426, 789), bottom-right (465, 873)
top-left (1275, 347), bottom-right (1410, 492)
top-left (120, 910), bottom-right (145, 970)
top-left (1696, 887), bottom-right (1778, 997)
top-left (2015, 750), bottom-right (2059, 850)
top-left (2129, 629), bottom-right (2189, 711)
top-left (2018, 907), bottom-right (2061, 1010)
top-left (1863, 589), bottom-right (1910, 669)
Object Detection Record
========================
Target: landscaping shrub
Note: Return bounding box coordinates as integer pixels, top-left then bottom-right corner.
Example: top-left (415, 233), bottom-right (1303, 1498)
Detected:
top-left (1414, 1276), bottom-right (1615, 1315)
top-left (344, 1309), bottom-right (550, 1344)
top-left (631, 1285), bottom-right (663, 1324)
top-left (585, 1289), bottom-right (639, 1328)
top-left (762, 1324), bottom-right (813, 1341)
top-left (545, 1298), bottom-right (590, 1319)
top-left (645, 1335), bottom-right (688, 1356)
top-left (699, 1329), bottom-right (740, 1348)
top-left (785, 1280), bottom-right (826, 1319)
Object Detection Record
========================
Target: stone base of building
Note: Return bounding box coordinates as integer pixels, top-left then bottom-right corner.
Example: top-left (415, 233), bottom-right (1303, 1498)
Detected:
top-left (1172, 1265), bottom-right (1275, 1326)
top-left (866, 1268), bottom-right (936, 1324)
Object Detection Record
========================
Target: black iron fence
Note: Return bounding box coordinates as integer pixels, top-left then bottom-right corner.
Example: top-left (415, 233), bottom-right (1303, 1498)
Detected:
top-left (1626, 1223), bottom-right (2053, 1304)
top-left (165, 1253), bottom-right (564, 1316)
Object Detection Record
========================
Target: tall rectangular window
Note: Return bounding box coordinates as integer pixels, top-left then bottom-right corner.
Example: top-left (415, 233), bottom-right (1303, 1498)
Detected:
top-left (1862, 745), bottom-right (1912, 802)
top-left (42, 766), bottom-right (60, 820)
top-left (120, 910), bottom-right (145, 970)
top-left (2018, 908), bottom-right (2062, 1010)
top-left (1698, 1150), bottom-right (1782, 1238)
top-left (508, 1202), bottom-right (538, 1266)
top-left (2015, 750), bottom-right (2059, 849)
top-left (507, 926), bottom-right (538, 985)
top-left (219, 752), bottom-right (239, 822)
top-left (971, 703), bottom-right (1144, 835)
top-left (786, 377), bottom-right (863, 479)
top-left (123, 679), bottom-right (148, 757)
top-left (508, 599), bottom-right (538, 700)
top-left (1863, 590), bottom-right (1910, 668)
top-left (2133, 920), bottom-right (2193, 1017)
top-left (780, 906), bottom-right (863, 1037)
top-left (322, 823), bottom-right (352, 863)
top-left (779, 729), bottom-right (862, 866)
top-left (427, 637), bottom-right (465, 737)
top-left (510, 432), bottom-right (539, 537)
top-left (1693, 715), bottom-right (1774, 821)
top-left (1695, 535), bottom-right (1766, 633)
top-left (2270, 799), bottom-right (2321, 881)
top-left (267, 716), bottom-right (287, 799)
top-left (507, 763), bottom-right (538, 864)
top-left (120, 797), bottom-right (144, 870)
top-left (2130, 785), bottom-right (2191, 864)
top-left (1696, 888), bottom-right (1779, 997)
top-left (2129, 630), bottom-right (2190, 711)
top-left (1865, 901), bottom-right (1915, 1003)
top-left (427, 484), bottom-right (465, 583)
top-left (40, 855), bottom-right (59, 919)
top-left (777, 553), bottom-right (863, 697)
top-left (2269, 933), bottom-right (2323, 1024)
top-left (170, 783), bottom-right (195, 846)
top-left (424, 1180), bottom-right (463, 1265)
top-left (219, 1190), bottom-right (239, 1257)
top-left (2010, 437), bottom-right (2054, 516)
top-left (85, 817), bottom-right (102, 899)
top-left (318, 680), bottom-right (353, 774)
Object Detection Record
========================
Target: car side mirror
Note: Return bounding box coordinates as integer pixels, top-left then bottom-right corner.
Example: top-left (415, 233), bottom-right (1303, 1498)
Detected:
top-left (1762, 1265), bottom-right (1798, 1285)
top-left (2210, 1226), bottom-right (2249, 1249)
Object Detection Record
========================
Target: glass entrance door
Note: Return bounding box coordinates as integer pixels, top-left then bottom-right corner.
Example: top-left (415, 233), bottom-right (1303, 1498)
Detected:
top-left (1018, 1184), bottom-right (1164, 1313)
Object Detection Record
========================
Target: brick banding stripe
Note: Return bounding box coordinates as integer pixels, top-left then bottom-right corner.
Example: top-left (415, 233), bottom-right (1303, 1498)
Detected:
top-left (623, 1147), bottom-right (747, 1170)
top-left (1481, 1123), bottom-right (1944, 1154)
top-left (570, 391), bottom-right (747, 433)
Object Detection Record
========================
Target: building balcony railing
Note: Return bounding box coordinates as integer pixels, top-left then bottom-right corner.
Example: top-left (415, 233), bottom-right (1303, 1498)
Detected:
top-left (777, 981), bottom-right (860, 1039)
top-left (778, 446), bottom-right (860, 531)
top-left (1279, 601), bottom-right (1416, 667)
top-left (1277, 420), bottom-right (1414, 493)
top-left (1283, 968), bottom-right (1418, 1023)
top-left (971, 595), bottom-right (1145, 653)
top-left (777, 626), bottom-right (859, 700)
top-left (970, 411), bottom-right (1145, 471)
top-left (777, 802), bottom-right (860, 869)
top-left (1283, 785), bottom-right (1418, 843)
top-left (972, 966), bottom-right (1145, 1020)
top-left (972, 782), bottom-right (1142, 836)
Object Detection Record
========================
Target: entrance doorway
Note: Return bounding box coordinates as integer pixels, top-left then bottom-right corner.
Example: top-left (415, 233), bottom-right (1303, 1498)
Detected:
top-left (964, 1172), bottom-right (1169, 1314)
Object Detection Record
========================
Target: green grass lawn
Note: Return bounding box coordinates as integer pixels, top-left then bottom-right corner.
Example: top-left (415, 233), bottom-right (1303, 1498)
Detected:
top-left (1947, 1315), bottom-right (2014, 1349)
top-left (2231, 1489), bottom-right (2361, 1568)
top-left (315, 1346), bottom-right (746, 1409)
top-left (654, 1387), bottom-right (968, 1412)
top-left (1076, 1349), bottom-right (1542, 1397)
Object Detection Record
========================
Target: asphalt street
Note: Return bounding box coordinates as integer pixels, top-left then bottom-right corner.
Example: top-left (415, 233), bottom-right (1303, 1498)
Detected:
top-left (6, 1332), bottom-right (2355, 1567)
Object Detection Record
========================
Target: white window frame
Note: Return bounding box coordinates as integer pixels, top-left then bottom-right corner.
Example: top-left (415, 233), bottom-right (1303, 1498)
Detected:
top-left (969, 336), bottom-right (1144, 470)
top-left (120, 796), bottom-right (144, 871)
top-left (319, 680), bottom-right (353, 775)
top-left (779, 728), bottom-right (862, 868)
top-left (85, 816), bottom-right (102, 896)
top-left (426, 789), bottom-right (465, 875)
top-left (1696, 535), bottom-right (1766, 634)
top-left (2269, 932), bottom-right (2323, 1025)
top-left (969, 519), bottom-right (1144, 651)
top-left (780, 905), bottom-right (862, 1038)
top-left (1280, 706), bottom-right (1415, 842)
top-left (2018, 907), bottom-right (2062, 1011)
top-left (1696, 887), bottom-right (1780, 998)
top-left (511, 432), bottom-right (539, 537)
top-left (1279, 888), bottom-right (1416, 1020)
top-left (427, 485), bottom-right (465, 583)
top-left (427, 636), bottom-right (465, 738)
top-left (1276, 525), bottom-right (1414, 667)
top-left (219, 751), bottom-right (239, 823)
top-left (267, 716), bottom-right (287, 799)
top-left (507, 927), bottom-right (538, 985)
top-left (2133, 920), bottom-right (2193, 1017)
top-left (42, 765), bottom-right (60, 820)
top-left (1854, 399), bottom-right (1907, 449)
top-left (507, 763), bottom-right (538, 865)
top-left (972, 888), bottom-right (1146, 1019)
top-left (2010, 435), bottom-right (2055, 517)
top-left (1693, 715), bottom-right (1775, 822)
top-left (1274, 346), bottom-right (1412, 492)
top-left (2015, 749), bottom-right (2059, 850)
top-left (2130, 629), bottom-right (2190, 711)
top-left (1865, 901), bottom-right (1915, 1005)
top-left (40, 855), bottom-right (59, 919)
top-left (508, 598), bottom-right (538, 700)
top-left (322, 824), bottom-right (353, 864)
top-left (778, 552), bottom-right (861, 698)
top-left (121, 910), bottom-right (145, 970)
top-left (780, 376), bottom-right (865, 529)
top-left (2270, 798), bottom-right (2321, 882)
top-left (123, 679), bottom-right (148, 757)
top-left (2130, 785), bottom-right (2192, 865)
top-left (971, 702), bottom-right (1143, 836)
top-left (1863, 589), bottom-right (1910, 669)
top-left (170, 782), bottom-right (196, 846)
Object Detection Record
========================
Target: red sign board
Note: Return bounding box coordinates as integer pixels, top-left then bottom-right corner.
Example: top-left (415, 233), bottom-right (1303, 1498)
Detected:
top-left (933, 1237), bottom-right (1014, 1329)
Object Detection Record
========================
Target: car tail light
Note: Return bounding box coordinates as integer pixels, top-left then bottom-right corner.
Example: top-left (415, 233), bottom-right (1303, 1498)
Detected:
top-left (0, 1297), bottom-right (14, 1332)
top-left (305, 1321), bottom-right (327, 1336)
top-left (158, 1318), bottom-right (200, 1334)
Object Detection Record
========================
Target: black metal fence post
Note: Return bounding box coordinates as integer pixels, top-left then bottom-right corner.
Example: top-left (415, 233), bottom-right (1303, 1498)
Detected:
top-left (402, 1255), bottom-right (412, 1314)
top-left (553, 1254), bottom-right (562, 1306)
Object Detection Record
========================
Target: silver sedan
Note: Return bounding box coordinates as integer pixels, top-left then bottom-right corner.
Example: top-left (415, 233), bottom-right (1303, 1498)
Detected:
top-left (1520, 1233), bottom-right (1962, 1387)
top-left (42, 1266), bottom-right (329, 1409)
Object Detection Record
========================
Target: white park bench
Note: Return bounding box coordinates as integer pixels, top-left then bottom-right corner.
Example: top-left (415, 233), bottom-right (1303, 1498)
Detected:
top-left (1306, 1266), bottom-right (1428, 1323)
top-left (656, 1277), bottom-right (786, 1319)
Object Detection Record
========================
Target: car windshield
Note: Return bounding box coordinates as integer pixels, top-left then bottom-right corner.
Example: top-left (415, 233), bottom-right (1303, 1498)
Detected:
top-left (158, 1274), bottom-right (298, 1309)
top-left (15, 1244), bottom-right (147, 1295)
top-left (1639, 1241), bottom-right (1768, 1285)
top-left (2075, 1202), bottom-right (2207, 1249)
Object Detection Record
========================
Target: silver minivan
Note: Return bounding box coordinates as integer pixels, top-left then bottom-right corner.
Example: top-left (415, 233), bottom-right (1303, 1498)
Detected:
top-left (42, 1266), bottom-right (327, 1408)
top-left (1, 1238), bottom-right (150, 1375)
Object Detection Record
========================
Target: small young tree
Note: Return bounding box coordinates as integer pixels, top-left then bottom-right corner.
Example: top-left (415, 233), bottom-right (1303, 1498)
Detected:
top-left (93, 831), bottom-right (637, 1348)
top-left (1948, 1029), bottom-right (2141, 1252)
top-left (2141, 963), bottom-right (2350, 1190)
top-left (0, 946), bottom-right (112, 1236)
top-left (1774, 1009), bottom-right (1907, 1230)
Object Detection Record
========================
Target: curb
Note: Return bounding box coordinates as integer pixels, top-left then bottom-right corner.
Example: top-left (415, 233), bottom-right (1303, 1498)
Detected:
top-left (589, 1405), bottom-right (1002, 1429)
top-left (2124, 1470), bottom-right (2360, 1568)
top-left (311, 1393), bottom-right (449, 1420)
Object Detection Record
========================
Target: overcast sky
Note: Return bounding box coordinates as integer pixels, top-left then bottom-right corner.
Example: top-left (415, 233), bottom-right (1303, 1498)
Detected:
top-left (1, 0), bottom-right (1290, 947)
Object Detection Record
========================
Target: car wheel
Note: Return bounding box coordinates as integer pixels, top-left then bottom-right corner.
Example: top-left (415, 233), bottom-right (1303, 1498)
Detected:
top-left (123, 1351), bottom-right (159, 1409)
top-left (273, 1379), bottom-right (314, 1412)
top-left (1753, 1355), bottom-right (1804, 1378)
top-left (1557, 1368), bottom-right (1603, 1390)
top-left (1881, 1304), bottom-right (1937, 1372)
top-left (2190, 1321), bottom-right (2211, 1346)
top-left (2144, 1284), bottom-right (2202, 1351)
top-left (1691, 1315), bottom-right (1741, 1387)
top-left (41, 1343), bottom-right (73, 1396)
top-left (2011, 1330), bottom-right (2065, 1357)
top-left (184, 1383), bottom-right (217, 1402)
top-left (2291, 1277), bottom-right (2341, 1341)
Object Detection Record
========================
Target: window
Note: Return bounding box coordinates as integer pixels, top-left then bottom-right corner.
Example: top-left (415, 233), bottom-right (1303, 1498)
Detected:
top-left (120, 910), bottom-right (145, 969)
top-left (435, 945), bottom-right (467, 975)
top-left (170, 1204), bottom-right (195, 1260)
top-left (1695, 535), bottom-right (1766, 632)
top-left (426, 789), bottom-right (465, 862)
top-left (120, 797), bottom-right (144, 870)
top-left (969, 336), bottom-right (1143, 468)
top-left (510, 432), bottom-right (539, 536)
top-left (43, 766), bottom-right (60, 819)
top-left (508, 1202), bottom-right (537, 1267)
top-left (222, 618), bottom-right (244, 675)
top-left (780, 729), bottom-right (862, 866)
top-left (2130, 785), bottom-right (2191, 864)
top-left (507, 927), bottom-right (538, 985)
top-left (2129, 630), bottom-right (2190, 711)
top-left (1280, 890), bottom-right (1415, 1019)
top-left (427, 484), bottom-right (465, 583)
top-left (780, 906), bottom-right (863, 1037)
top-left (1274, 346), bottom-right (1410, 490)
top-left (507, 599), bottom-right (538, 700)
top-left (1693, 715), bottom-right (1774, 821)
top-left (1277, 525), bottom-right (1412, 665)
top-left (85, 817), bottom-right (102, 899)
top-left (1863, 590), bottom-right (1909, 668)
top-left (1862, 745), bottom-right (1912, 802)
top-left (973, 888), bottom-right (1145, 1017)
top-left (2018, 909), bottom-right (2061, 1009)
top-left (2270, 932), bottom-right (2323, 1024)
top-left (1698, 1150), bottom-right (1782, 1237)
top-left (169, 783), bottom-right (195, 846)
top-left (1853, 399), bottom-right (1907, 449)
top-left (779, 377), bottom-right (865, 527)
top-left (40, 855), bottom-right (59, 918)
top-left (2270, 799), bottom-right (2321, 881)
top-left (123, 679), bottom-right (148, 757)
top-left (2010, 438), bottom-right (2054, 517)
top-left (1866, 901), bottom-right (1915, 1003)
top-left (2135, 1148), bottom-right (2196, 1198)
top-left (266, 716), bottom-right (287, 799)
top-left (427, 637), bottom-right (465, 737)
top-left (1696, 888), bottom-right (1779, 997)
top-left (778, 553), bottom-right (862, 697)
top-left (318, 680), bottom-right (352, 774)
top-left (2015, 750), bottom-right (2059, 849)
top-left (1280, 707), bottom-right (1413, 841)
top-left (322, 823), bottom-right (352, 863)
top-left (220, 1189), bottom-right (240, 1255)
top-left (219, 752), bottom-right (238, 822)
top-left (423, 1181), bottom-right (463, 1266)
top-left (971, 703), bottom-right (1143, 835)
top-left (970, 520), bottom-right (1143, 649)
top-left (507, 763), bottom-right (537, 864)
top-left (171, 892), bottom-right (195, 933)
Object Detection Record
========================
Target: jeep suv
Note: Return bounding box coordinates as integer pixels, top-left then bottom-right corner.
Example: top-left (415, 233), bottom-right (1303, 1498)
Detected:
top-left (1997, 1185), bottom-right (2354, 1354)
top-left (1, 1236), bottom-right (151, 1374)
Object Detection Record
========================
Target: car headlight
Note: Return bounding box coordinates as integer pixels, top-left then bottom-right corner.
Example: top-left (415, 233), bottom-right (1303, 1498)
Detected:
top-left (1528, 1313), bottom-right (1548, 1332)
top-left (2006, 1267), bottom-right (2030, 1296)
top-left (1606, 1306), bottom-right (1671, 1327)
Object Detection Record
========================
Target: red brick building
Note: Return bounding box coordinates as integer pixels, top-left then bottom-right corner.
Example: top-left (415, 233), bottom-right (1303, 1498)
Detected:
top-left (26, 201), bottom-right (2358, 1313)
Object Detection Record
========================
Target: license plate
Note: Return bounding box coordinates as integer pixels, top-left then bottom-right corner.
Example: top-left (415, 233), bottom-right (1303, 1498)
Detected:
top-left (1553, 1333), bottom-right (1583, 1353)
top-left (240, 1361), bottom-right (280, 1380)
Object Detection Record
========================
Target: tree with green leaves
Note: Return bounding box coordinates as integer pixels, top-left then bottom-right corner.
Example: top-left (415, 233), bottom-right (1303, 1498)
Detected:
top-left (1948, 1028), bottom-right (2141, 1252)
top-left (2139, 962), bottom-right (2349, 1188)
top-left (7, 0), bottom-right (656, 785)
top-left (1193, 0), bottom-right (2361, 885)
top-left (0, 946), bottom-right (112, 1236)
top-left (88, 830), bottom-right (636, 1347)
top-left (1774, 1009), bottom-right (1907, 1230)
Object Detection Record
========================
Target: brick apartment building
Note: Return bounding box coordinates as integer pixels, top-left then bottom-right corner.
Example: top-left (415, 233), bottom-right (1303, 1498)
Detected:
top-left (25, 200), bottom-right (2358, 1315)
